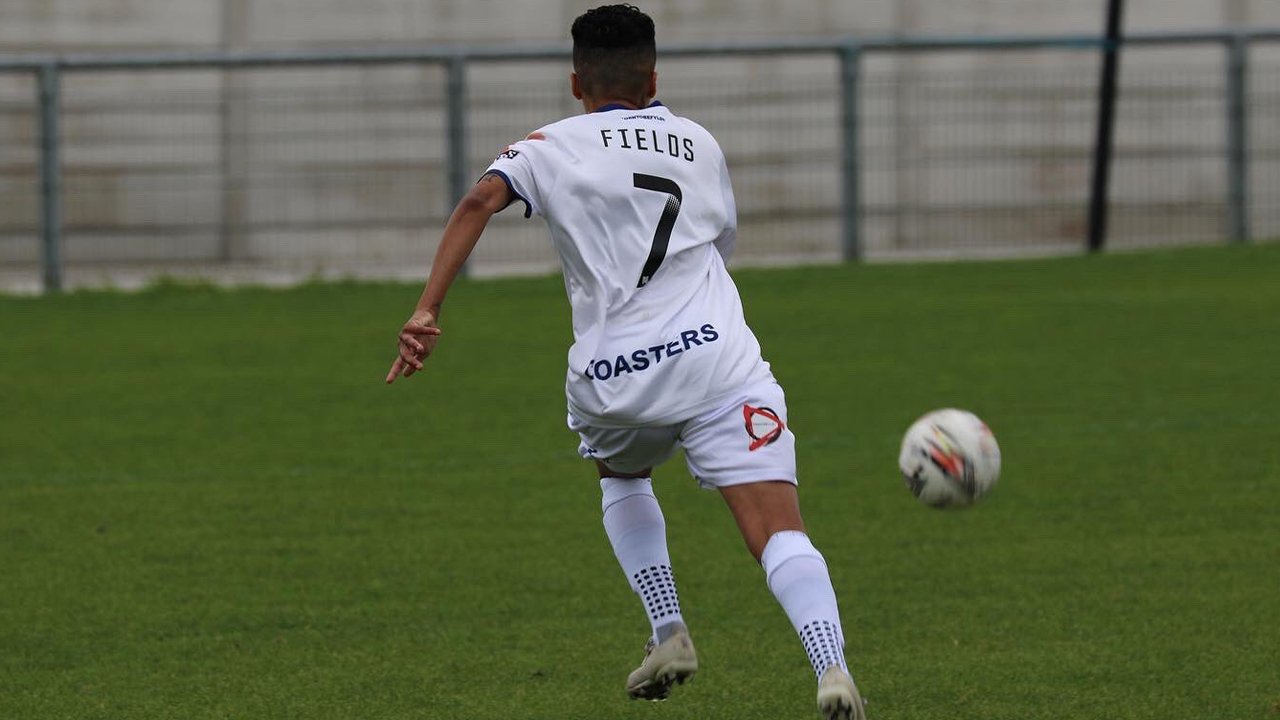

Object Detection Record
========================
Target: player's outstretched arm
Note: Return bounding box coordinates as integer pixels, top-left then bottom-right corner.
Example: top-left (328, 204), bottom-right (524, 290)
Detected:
top-left (385, 173), bottom-right (514, 384)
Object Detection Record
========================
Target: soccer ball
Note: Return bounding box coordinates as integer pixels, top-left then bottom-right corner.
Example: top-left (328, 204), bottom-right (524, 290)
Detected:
top-left (898, 409), bottom-right (1001, 509)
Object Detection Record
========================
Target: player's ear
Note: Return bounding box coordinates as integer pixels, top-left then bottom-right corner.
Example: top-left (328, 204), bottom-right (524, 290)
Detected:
top-left (647, 71), bottom-right (657, 101)
top-left (571, 72), bottom-right (584, 100)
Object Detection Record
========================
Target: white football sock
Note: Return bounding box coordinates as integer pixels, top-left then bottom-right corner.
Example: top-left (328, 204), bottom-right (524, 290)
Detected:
top-left (761, 530), bottom-right (849, 678)
top-left (601, 477), bottom-right (686, 643)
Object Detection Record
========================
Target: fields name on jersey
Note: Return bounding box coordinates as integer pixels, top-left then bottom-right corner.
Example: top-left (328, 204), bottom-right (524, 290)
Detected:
top-left (583, 323), bottom-right (720, 381)
top-left (600, 129), bottom-right (695, 162)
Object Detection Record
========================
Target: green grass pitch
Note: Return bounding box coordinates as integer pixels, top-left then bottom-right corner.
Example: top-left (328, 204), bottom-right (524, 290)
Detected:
top-left (2, 243), bottom-right (1279, 719)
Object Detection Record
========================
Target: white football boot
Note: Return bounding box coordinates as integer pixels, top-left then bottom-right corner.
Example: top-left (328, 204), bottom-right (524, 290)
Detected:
top-left (625, 627), bottom-right (698, 701)
top-left (817, 666), bottom-right (868, 720)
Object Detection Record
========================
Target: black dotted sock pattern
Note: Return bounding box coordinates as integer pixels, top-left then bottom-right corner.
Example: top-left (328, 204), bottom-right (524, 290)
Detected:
top-left (634, 565), bottom-right (681, 622)
top-left (800, 620), bottom-right (846, 677)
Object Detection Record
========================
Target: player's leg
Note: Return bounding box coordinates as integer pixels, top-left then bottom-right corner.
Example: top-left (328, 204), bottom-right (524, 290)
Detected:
top-left (569, 415), bottom-right (696, 700)
top-left (598, 460), bottom-right (688, 646)
top-left (719, 481), bottom-right (865, 720)
top-left (716, 478), bottom-right (803, 560)
top-left (599, 461), bottom-right (697, 699)
top-left (680, 382), bottom-right (866, 720)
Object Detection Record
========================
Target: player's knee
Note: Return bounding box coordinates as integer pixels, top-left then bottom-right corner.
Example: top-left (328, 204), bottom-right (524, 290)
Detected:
top-left (595, 460), bottom-right (652, 479)
top-left (600, 476), bottom-right (656, 513)
top-left (760, 530), bottom-right (826, 584)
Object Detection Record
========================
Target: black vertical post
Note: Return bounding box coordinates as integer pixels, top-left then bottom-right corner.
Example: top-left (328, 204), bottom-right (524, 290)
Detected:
top-left (838, 42), bottom-right (862, 262)
top-left (1087, 0), bottom-right (1125, 253)
top-left (37, 64), bottom-right (63, 293)
top-left (1225, 34), bottom-right (1250, 243)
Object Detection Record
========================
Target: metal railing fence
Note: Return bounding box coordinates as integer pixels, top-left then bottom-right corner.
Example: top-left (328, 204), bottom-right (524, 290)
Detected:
top-left (0, 29), bottom-right (1278, 292)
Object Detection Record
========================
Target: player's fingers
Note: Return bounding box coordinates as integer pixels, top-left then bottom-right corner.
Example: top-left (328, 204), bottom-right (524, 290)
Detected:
top-left (399, 333), bottom-right (424, 354)
top-left (401, 324), bottom-right (442, 337)
top-left (385, 357), bottom-right (405, 384)
top-left (403, 363), bottom-right (418, 378)
top-left (398, 341), bottom-right (425, 371)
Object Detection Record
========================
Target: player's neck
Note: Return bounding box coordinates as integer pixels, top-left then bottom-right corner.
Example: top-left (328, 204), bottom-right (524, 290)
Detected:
top-left (582, 96), bottom-right (650, 113)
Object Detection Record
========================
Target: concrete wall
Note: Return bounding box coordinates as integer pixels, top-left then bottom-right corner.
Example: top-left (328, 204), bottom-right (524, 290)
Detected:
top-left (3, 0), bottom-right (1277, 50)
top-left (1, 0), bottom-right (1278, 284)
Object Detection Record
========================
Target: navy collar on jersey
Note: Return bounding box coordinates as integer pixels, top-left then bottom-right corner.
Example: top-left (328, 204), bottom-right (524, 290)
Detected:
top-left (593, 100), bottom-right (665, 113)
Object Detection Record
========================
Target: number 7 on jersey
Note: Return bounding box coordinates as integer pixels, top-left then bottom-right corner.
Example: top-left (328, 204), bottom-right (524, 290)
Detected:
top-left (633, 173), bottom-right (683, 288)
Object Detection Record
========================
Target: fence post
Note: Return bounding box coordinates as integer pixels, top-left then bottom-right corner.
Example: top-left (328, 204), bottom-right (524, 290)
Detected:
top-left (1087, 0), bottom-right (1126, 253)
top-left (1225, 33), bottom-right (1250, 244)
top-left (445, 54), bottom-right (470, 277)
top-left (37, 63), bottom-right (63, 293)
top-left (838, 42), bottom-right (863, 262)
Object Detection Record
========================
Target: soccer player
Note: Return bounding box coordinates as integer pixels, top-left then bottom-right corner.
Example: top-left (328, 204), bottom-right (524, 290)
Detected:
top-left (384, 5), bottom-right (866, 719)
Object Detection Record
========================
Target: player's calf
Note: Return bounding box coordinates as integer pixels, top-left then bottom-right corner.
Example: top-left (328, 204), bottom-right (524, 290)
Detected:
top-left (598, 476), bottom-right (698, 699)
top-left (759, 530), bottom-right (869, 717)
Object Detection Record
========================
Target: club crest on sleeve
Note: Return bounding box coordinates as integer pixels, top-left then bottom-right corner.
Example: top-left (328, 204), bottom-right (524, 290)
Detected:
top-left (495, 148), bottom-right (520, 161)
top-left (743, 405), bottom-right (784, 451)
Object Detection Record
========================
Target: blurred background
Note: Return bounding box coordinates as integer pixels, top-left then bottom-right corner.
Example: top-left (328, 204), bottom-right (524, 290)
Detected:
top-left (0, 0), bottom-right (1277, 292)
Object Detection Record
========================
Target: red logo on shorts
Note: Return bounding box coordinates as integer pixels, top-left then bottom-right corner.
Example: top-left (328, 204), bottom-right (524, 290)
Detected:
top-left (743, 405), bottom-right (784, 451)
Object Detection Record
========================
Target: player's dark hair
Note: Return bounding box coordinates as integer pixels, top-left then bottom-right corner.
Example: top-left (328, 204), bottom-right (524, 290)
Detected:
top-left (571, 4), bottom-right (656, 102)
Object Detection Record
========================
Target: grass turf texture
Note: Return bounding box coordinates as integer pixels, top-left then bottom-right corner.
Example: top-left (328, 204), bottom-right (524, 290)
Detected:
top-left (2, 243), bottom-right (1279, 719)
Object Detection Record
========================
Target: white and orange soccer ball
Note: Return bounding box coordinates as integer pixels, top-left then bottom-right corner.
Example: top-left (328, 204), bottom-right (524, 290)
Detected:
top-left (898, 409), bottom-right (1001, 509)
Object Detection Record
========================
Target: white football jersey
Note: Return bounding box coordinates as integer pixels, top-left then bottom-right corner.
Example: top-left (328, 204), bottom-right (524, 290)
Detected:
top-left (484, 101), bottom-right (772, 427)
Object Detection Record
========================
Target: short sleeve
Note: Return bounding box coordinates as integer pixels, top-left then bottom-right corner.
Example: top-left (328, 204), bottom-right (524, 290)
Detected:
top-left (483, 137), bottom-right (551, 219)
top-left (712, 145), bottom-right (738, 263)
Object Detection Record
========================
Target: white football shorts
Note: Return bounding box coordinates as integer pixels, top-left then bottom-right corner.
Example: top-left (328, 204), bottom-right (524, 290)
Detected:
top-left (567, 380), bottom-right (797, 490)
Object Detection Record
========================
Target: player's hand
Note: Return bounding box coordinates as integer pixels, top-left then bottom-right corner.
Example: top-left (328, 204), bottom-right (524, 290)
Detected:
top-left (385, 311), bottom-right (442, 384)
